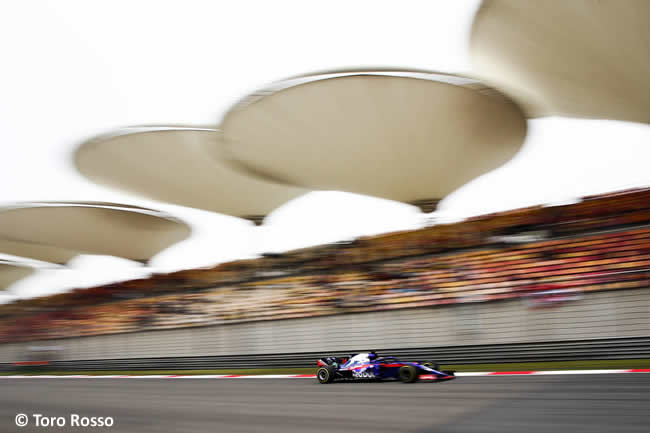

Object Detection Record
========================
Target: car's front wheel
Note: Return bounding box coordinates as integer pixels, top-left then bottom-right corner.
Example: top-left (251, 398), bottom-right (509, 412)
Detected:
top-left (317, 366), bottom-right (336, 384)
top-left (399, 365), bottom-right (419, 383)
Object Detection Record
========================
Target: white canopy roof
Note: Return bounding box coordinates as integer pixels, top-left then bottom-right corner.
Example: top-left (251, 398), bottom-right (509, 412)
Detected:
top-left (218, 69), bottom-right (527, 211)
top-left (470, 0), bottom-right (650, 123)
top-left (0, 202), bottom-right (190, 264)
top-left (75, 127), bottom-right (307, 224)
top-left (0, 261), bottom-right (36, 291)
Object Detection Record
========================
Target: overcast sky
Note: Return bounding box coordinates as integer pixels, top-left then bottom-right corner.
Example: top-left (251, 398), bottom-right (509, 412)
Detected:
top-left (1, 0), bottom-right (649, 301)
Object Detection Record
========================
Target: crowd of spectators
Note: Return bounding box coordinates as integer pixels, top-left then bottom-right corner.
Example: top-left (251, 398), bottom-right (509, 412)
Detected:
top-left (2, 187), bottom-right (650, 343)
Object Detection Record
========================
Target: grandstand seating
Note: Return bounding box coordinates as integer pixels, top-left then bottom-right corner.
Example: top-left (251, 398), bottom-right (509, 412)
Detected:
top-left (2, 187), bottom-right (650, 343)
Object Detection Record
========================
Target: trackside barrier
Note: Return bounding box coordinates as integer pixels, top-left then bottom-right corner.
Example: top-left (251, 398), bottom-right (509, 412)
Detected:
top-left (2, 336), bottom-right (648, 372)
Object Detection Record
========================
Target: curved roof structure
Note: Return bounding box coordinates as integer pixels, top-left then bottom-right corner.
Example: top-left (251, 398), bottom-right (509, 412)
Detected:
top-left (218, 69), bottom-right (527, 211)
top-left (470, 0), bottom-right (650, 123)
top-left (0, 239), bottom-right (78, 265)
top-left (74, 127), bottom-right (307, 224)
top-left (0, 202), bottom-right (191, 264)
top-left (0, 261), bottom-right (36, 291)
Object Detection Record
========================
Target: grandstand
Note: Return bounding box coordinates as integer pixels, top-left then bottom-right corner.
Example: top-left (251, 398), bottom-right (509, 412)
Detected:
top-left (2, 187), bottom-right (650, 344)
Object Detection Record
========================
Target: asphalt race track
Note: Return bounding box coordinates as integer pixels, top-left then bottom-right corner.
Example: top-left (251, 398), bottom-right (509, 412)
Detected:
top-left (2, 375), bottom-right (649, 433)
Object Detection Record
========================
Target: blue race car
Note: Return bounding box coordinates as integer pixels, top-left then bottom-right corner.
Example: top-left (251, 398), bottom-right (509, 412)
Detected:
top-left (316, 351), bottom-right (456, 384)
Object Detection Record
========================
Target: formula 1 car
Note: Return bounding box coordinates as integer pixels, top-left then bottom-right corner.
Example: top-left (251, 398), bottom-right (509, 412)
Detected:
top-left (316, 352), bottom-right (456, 384)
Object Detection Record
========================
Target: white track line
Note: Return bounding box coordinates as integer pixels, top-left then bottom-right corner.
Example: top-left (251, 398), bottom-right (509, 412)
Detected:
top-left (1, 369), bottom-right (649, 379)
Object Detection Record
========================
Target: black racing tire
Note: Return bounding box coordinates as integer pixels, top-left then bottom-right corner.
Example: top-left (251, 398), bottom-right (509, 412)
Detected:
top-left (317, 365), bottom-right (336, 384)
top-left (399, 365), bottom-right (419, 383)
top-left (422, 361), bottom-right (440, 371)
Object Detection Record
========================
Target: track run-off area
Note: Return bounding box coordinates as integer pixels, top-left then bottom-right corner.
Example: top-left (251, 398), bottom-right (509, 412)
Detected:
top-left (2, 371), bottom-right (649, 433)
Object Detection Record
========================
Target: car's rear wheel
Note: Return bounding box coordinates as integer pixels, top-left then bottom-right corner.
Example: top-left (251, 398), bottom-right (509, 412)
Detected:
top-left (399, 365), bottom-right (419, 383)
top-left (317, 366), bottom-right (336, 384)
